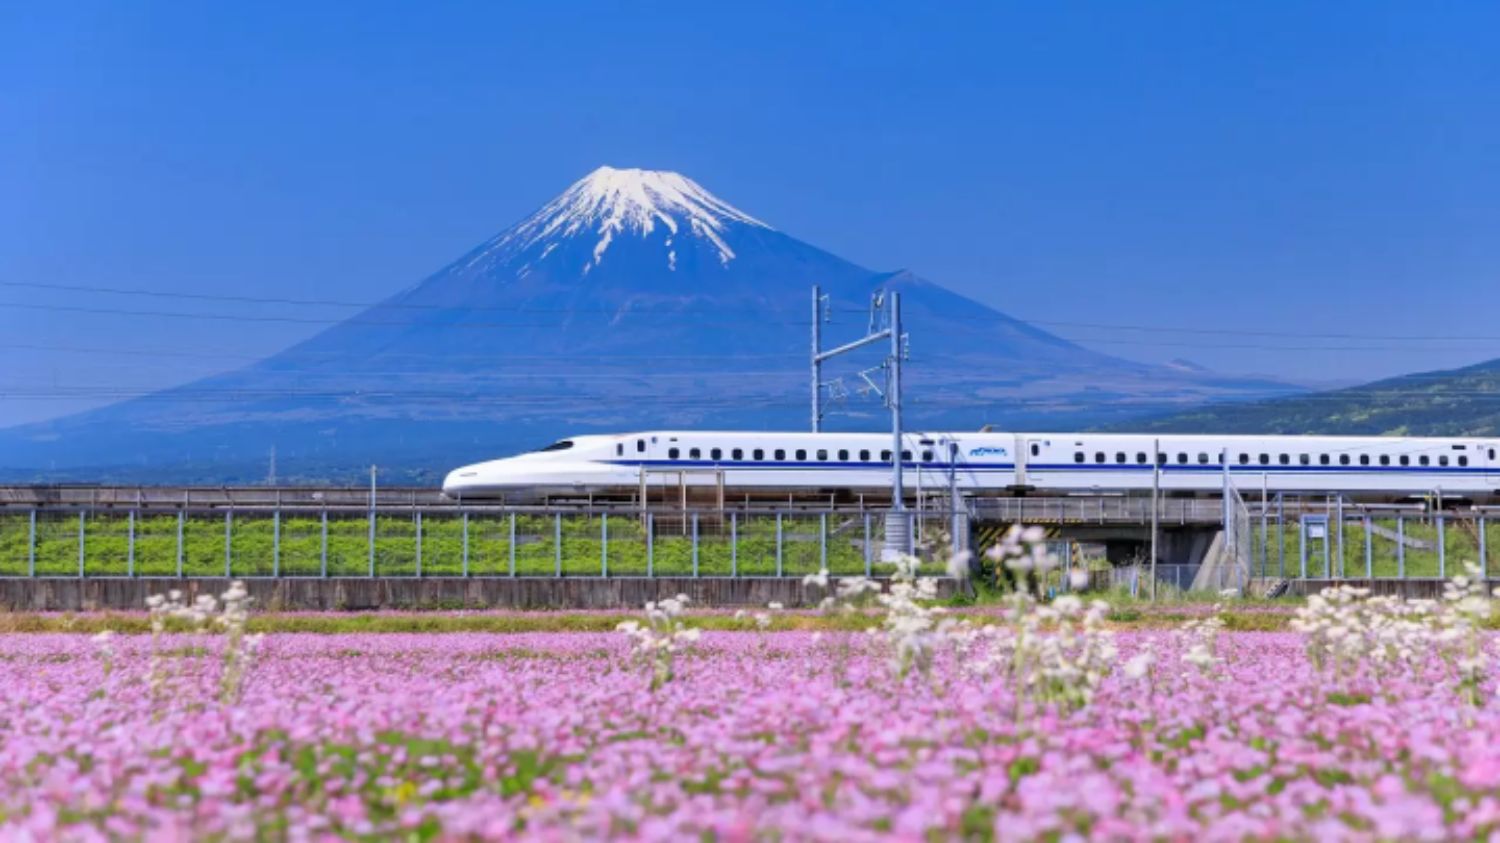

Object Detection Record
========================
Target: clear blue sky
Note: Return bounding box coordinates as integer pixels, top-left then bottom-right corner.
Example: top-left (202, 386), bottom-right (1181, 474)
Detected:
top-left (2, 1), bottom-right (1497, 426)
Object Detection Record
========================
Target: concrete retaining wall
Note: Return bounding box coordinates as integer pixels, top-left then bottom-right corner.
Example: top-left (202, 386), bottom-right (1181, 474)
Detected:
top-left (1289, 578), bottom-right (1494, 600)
top-left (0, 577), bottom-right (958, 612)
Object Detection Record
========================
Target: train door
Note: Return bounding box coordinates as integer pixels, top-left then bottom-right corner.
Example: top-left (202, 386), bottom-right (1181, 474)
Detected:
top-left (1016, 437), bottom-right (1046, 490)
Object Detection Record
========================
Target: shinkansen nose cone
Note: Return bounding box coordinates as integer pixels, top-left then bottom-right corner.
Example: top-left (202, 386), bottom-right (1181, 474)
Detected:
top-left (441, 462), bottom-right (495, 498)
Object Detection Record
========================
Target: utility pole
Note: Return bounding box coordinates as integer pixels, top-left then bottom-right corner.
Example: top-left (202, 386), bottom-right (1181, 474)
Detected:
top-left (811, 285), bottom-right (824, 432)
top-left (368, 464), bottom-right (377, 577)
top-left (809, 286), bottom-right (909, 557)
top-left (888, 291), bottom-right (906, 558)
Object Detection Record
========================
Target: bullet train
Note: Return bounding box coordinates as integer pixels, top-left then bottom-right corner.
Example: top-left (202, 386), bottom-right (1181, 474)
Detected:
top-left (441, 431), bottom-right (1500, 502)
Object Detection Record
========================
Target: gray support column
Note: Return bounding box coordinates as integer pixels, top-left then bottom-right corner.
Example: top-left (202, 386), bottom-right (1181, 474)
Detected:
top-left (1322, 521), bottom-right (1331, 580)
top-left (601, 514), bottom-right (609, 577)
top-left (1335, 497), bottom-right (1344, 578)
top-left (176, 510), bottom-right (185, 577)
top-left (127, 510), bottom-right (136, 578)
top-left (1437, 513), bottom-right (1446, 579)
top-left (1277, 495), bottom-right (1285, 578)
top-left (1364, 516), bottom-right (1373, 579)
top-left (368, 510), bottom-right (376, 578)
top-left (554, 513), bottom-right (562, 577)
top-left (508, 513), bottom-right (516, 577)
top-left (321, 510), bottom-right (329, 578)
top-left (646, 512), bottom-right (654, 577)
top-left (819, 513), bottom-right (828, 572)
top-left (225, 511), bottom-right (233, 577)
top-left (1259, 500), bottom-right (1268, 579)
top-left (27, 510), bottom-right (36, 577)
top-left (730, 512), bottom-right (738, 577)
top-left (273, 510), bottom-right (281, 578)
top-left (460, 512), bottom-right (469, 578)
top-left (775, 513), bottom-right (784, 577)
top-left (863, 513), bottom-right (872, 576)
top-left (1397, 516), bottom-right (1406, 579)
top-left (77, 511), bottom-right (86, 577)
top-left (1299, 520), bottom-right (1307, 580)
top-left (691, 512), bottom-right (699, 578)
top-left (414, 512), bottom-right (422, 578)
top-left (1482, 517), bottom-right (1489, 579)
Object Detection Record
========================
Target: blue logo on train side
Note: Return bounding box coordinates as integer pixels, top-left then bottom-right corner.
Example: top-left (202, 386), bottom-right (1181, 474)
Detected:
top-left (968, 447), bottom-right (1008, 458)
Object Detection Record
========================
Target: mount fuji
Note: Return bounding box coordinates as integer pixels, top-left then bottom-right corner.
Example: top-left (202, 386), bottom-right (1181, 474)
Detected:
top-left (0, 166), bottom-right (1295, 483)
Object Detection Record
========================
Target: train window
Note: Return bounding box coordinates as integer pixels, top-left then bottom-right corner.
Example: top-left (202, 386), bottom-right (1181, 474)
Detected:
top-left (753, 449), bottom-right (764, 460)
top-left (838, 449), bottom-right (849, 461)
top-left (816, 449), bottom-right (828, 461)
top-left (539, 440), bottom-right (575, 452)
top-left (1197, 453), bottom-right (1209, 464)
top-left (1379, 455), bottom-right (1390, 466)
top-left (1298, 454), bottom-right (1309, 466)
top-left (1176, 453), bottom-right (1188, 464)
top-left (1399, 455), bottom-right (1409, 466)
top-left (1319, 455), bottom-right (1330, 466)
top-left (774, 449), bottom-right (786, 460)
top-left (1237, 453), bottom-right (1248, 465)
top-left (1115, 452), bottom-right (1126, 464)
top-left (710, 448), bottom-right (722, 461)
top-left (616, 444), bottom-right (624, 456)
top-left (1030, 443), bottom-right (1040, 457)
top-left (689, 448), bottom-right (701, 459)
top-left (1339, 455), bottom-right (1350, 465)
top-left (1459, 456), bottom-right (1469, 467)
top-left (668, 447), bottom-right (680, 459)
top-left (859, 449), bottom-right (871, 461)
top-left (922, 450), bottom-right (934, 462)
top-left (1258, 454), bottom-right (1269, 465)
top-left (732, 448), bottom-right (743, 460)
top-left (1491, 449), bottom-right (1497, 460)
top-left (1137, 452), bottom-right (1148, 464)
top-left (1095, 452), bottom-right (1106, 463)
top-left (1360, 455), bottom-right (1370, 465)
top-left (795, 449), bottom-right (807, 461)
top-left (1439, 455), bottom-right (1450, 466)
top-left (902, 450), bottom-right (913, 461)
top-left (1419, 455), bottom-right (1429, 466)
top-left (1157, 453), bottom-right (1168, 466)
top-left (1278, 454), bottom-right (1289, 465)
top-left (1074, 452), bottom-right (1085, 463)
top-left (882, 450), bottom-right (892, 461)
top-left (636, 440), bottom-right (645, 453)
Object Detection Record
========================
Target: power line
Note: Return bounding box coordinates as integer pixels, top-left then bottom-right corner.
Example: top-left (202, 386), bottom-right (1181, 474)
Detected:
top-left (0, 279), bottom-right (806, 316)
top-left (8, 298), bottom-right (1500, 355)
top-left (12, 278), bottom-right (1500, 343)
top-left (0, 300), bottom-right (817, 328)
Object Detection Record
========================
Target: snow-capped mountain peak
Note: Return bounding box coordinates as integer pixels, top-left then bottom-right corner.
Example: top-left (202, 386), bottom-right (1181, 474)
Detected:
top-left (497, 166), bottom-right (771, 273)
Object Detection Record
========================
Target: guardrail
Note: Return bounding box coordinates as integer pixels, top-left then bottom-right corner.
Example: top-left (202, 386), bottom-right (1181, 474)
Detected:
top-left (3, 485), bottom-right (1496, 584)
top-left (0, 506), bottom-right (973, 580)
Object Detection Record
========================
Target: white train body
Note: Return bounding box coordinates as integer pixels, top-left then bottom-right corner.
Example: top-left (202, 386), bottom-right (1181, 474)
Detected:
top-left (442, 431), bottom-right (1500, 500)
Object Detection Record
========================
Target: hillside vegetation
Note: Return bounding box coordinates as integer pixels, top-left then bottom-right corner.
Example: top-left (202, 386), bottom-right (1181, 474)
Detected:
top-left (1118, 358), bottom-right (1500, 436)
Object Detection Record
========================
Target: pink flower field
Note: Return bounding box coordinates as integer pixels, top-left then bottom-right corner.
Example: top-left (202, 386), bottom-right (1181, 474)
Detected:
top-left (4, 626), bottom-right (1500, 841)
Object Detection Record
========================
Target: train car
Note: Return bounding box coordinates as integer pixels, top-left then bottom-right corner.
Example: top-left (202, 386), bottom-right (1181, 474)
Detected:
top-left (441, 430), bottom-right (1500, 502)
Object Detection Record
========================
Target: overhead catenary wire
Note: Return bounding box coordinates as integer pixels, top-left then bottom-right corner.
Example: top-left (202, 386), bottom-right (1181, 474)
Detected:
top-left (6, 298), bottom-right (1500, 357)
top-left (9, 278), bottom-right (1500, 343)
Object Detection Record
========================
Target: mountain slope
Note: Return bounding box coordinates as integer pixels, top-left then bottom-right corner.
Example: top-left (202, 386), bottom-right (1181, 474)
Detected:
top-left (0, 166), bottom-right (1298, 482)
top-left (1114, 358), bottom-right (1500, 436)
